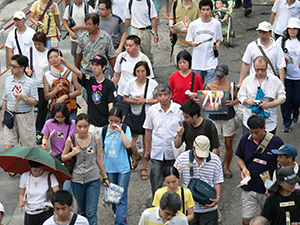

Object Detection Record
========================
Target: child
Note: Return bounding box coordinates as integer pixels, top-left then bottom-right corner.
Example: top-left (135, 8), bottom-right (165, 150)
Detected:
top-left (213, 0), bottom-right (230, 23)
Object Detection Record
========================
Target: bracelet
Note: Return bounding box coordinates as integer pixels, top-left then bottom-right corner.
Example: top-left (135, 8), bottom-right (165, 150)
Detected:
top-left (216, 196), bottom-right (220, 199)
top-left (154, 33), bottom-right (158, 36)
top-left (102, 176), bottom-right (108, 180)
top-left (68, 153), bottom-right (71, 160)
top-left (67, 93), bottom-right (70, 99)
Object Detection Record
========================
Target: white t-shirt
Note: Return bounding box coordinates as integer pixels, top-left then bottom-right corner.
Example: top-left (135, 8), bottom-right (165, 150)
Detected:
top-left (185, 18), bottom-right (223, 70)
top-left (124, 0), bottom-right (157, 28)
top-left (242, 38), bottom-right (286, 75)
top-left (24, 47), bottom-right (49, 88)
top-left (112, 0), bottom-right (128, 22)
top-left (123, 78), bottom-right (158, 115)
top-left (114, 51), bottom-right (154, 96)
top-left (272, 0), bottom-right (300, 35)
top-left (20, 171), bottom-right (59, 215)
top-left (5, 26), bottom-right (35, 55)
top-left (43, 213), bottom-right (89, 225)
top-left (63, 3), bottom-right (93, 43)
top-left (276, 37), bottom-right (300, 80)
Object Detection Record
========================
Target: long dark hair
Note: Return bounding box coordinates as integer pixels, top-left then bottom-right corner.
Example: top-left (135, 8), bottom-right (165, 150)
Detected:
top-left (283, 28), bottom-right (300, 41)
top-left (163, 166), bottom-right (180, 179)
top-left (51, 102), bottom-right (71, 125)
top-left (108, 107), bottom-right (123, 120)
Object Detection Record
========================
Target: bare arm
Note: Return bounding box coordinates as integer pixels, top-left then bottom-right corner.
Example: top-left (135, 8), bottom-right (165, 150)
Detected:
top-left (278, 68), bottom-right (285, 84)
top-left (237, 156), bottom-right (249, 179)
top-left (113, 72), bottom-right (121, 87)
top-left (19, 188), bottom-right (26, 207)
top-left (186, 207), bottom-right (194, 222)
top-left (174, 124), bottom-right (184, 148)
top-left (6, 47), bottom-right (13, 69)
top-left (71, 73), bottom-right (82, 97)
top-left (43, 75), bottom-right (61, 101)
top-left (95, 135), bottom-right (110, 186)
top-left (109, 57), bottom-right (116, 73)
top-left (125, 18), bottom-right (131, 29)
top-left (151, 17), bottom-right (158, 43)
top-left (116, 32), bottom-right (127, 56)
top-left (75, 53), bottom-right (83, 69)
top-left (42, 135), bottom-right (49, 150)
top-left (269, 12), bottom-right (276, 25)
top-left (212, 148), bottom-right (219, 155)
top-left (260, 98), bottom-right (285, 109)
top-left (61, 136), bottom-right (80, 162)
top-left (60, 57), bottom-right (83, 80)
top-left (144, 129), bottom-right (152, 160)
top-left (1, 100), bottom-right (7, 127)
top-left (54, 15), bottom-right (61, 32)
top-left (108, 102), bottom-right (114, 112)
top-left (238, 62), bottom-right (250, 86)
top-left (30, 11), bottom-right (39, 27)
top-left (52, 185), bottom-right (60, 192)
top-left (63, 19), bottom-right (77, 40)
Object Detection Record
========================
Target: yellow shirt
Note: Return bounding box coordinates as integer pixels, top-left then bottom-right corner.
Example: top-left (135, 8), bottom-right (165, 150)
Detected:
top-left (30, 1), bottom-right (60, 37)
top-left (152, 186), bottom-right (195, 213)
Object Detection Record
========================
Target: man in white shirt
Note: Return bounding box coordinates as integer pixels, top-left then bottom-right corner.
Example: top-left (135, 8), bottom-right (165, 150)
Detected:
top-left (5, 11), bottom-right (35, 69)
top-left (238, 56), bottom-right (286, 134)
top-left (113, 35), bottom-right (154, 116)
top-left (143, 84), bottom-right (183, 196)
top-left (238, 21), bottom-right (286, 86)
top-left (63, 0), bottom-right (93, 64)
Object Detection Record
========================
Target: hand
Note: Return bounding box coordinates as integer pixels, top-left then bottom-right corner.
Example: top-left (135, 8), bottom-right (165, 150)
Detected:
top-left (259, 100), bottom-right (269, 109)
top-left (1, 116), bottom-right (4, 127)
top-left (104, 179), bottom-right (110, 187)
top-left (70, 31), bottom-right (78, 39)
top-left (56, 94), bottom-right (68, 103)
top-left (265, 190), bottom-right (269, 196)
top-left (112, 123), bottom-right (122, 133)
top-left (115, 47), bottom-right (122, 56)
top-left (205, 198), bottom-right (219, 208)
top-left (55, 83), bottom-right (64, 92)
top-left (170, 28), bottom-right (178, 34)
top-left (19, 199), bottom-right (26, 207)
top-left (42, 142), bottom-right (47, 150)
top-left (58, 57), bottom-right (66, 65)
top-left (225, 100), bottom-right (235, 107)
top-left (144, 150), bottom-right (150, 161)
top-left (176, 124), bottom-right (184, 136)
top-left (245, 98), bottom-right (256, 106)
top-left (188, 92), bottom-right (198, 100)
top-left (241, 168), bottom-right (249, 179)
top-left (25, 67), bottom-right (34, 77)
top-left (13, 94), bottom-right (24, 102)
top-left (154, 34), bottom-right (159, 43)
top-left (192, 42), bottom-right (201, 47)
top-left (71, 146), bottom-right (81, 156)
top-left (135, 96), bottom-right (146, 105)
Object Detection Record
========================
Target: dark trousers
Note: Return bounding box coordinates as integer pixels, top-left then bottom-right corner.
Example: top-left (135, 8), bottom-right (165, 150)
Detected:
top-left (24, 210), bottom-right (53, 225)
top-left (36, 88), bottom-right (48, 132)
top-left (242, 0), bottom-right (252, 9)
top-left (281, 79), bottom-right (300, 127)
top-left (189, 210), bottom-right (218, 225)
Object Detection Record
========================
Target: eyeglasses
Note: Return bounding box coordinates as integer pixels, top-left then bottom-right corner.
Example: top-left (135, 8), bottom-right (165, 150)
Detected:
top-left (254, 68), bottom-right (267, 72)
top-left (163, 211), bottom-right (177, 218)
top-left (136, 70), bottom-right (146, 74)
top-left (10, 64), bottom-right (21, 69)
top-left (49, 56), bottom-right (59, 60)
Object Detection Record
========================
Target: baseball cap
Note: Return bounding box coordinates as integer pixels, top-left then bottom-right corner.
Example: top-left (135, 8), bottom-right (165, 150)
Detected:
top-left (13, 11), bottom-right (26, 20)
top-left (90, 55), bottom-right (107, 67)
top-left (287, 18), bottom-right (300, 29)
top-left (256, 21), bottom-right (272, 32)
top-left (193, 135), bottom-right (210, 158)
top-left (271, 144), bottom-right (297, 158)
top-left (215, 64), bottom-right (229, 78)
top-left (0, 202), bottom-right (5, 214)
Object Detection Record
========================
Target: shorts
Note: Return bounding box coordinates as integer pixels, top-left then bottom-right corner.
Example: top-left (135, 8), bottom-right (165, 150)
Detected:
top-left (241, 190), bottom-right (266, 218)
top-left (89, 124), bottom-right (102, 136)
top-left (212, 117), bottom-right (236, 137)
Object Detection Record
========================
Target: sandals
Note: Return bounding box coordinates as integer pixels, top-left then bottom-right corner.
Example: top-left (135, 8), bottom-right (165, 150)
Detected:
top-left (141, 169), bottom-right (149, 180)
top-left (131, 154), bottom-right (142, 170)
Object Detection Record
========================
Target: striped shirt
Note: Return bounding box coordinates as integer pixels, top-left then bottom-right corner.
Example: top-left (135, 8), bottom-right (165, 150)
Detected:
top-left (139, 207), bottom-right (188, 225)
top-left (174, 151), bottom-right (224, 213)
top-left (2, 74), bottom-right (38, 112)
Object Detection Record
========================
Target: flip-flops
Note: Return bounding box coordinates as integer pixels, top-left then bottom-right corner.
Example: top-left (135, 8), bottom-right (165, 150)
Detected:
top-left (131, 154), bottom-right (142, 170)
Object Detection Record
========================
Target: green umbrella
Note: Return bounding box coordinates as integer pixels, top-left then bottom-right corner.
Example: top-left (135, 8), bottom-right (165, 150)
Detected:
top-left (0, 146), bottom-right (72, 183)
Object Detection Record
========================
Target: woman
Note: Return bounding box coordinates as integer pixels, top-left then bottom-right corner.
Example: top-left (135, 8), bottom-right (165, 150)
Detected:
top-left (99, 107), bottom-right (132, 225)
top-left (123, 61), bottom-right (158, 179)
top-left (152, 166), bottom-right (195, 222)
top-left (205, 64), bottom-right (239, 178)
top-left (277, 18), bottom-right (300, 132)
top-left (30, 0), bottom-right (61, 49)
top-left (62, 113), bottom-right (109, 225)
top-left (24, 32), bottom-right (49, 145)
top-left (169, 50), bottom-right (203, 105)
top-left (19, 160), bottom-right (59, 225)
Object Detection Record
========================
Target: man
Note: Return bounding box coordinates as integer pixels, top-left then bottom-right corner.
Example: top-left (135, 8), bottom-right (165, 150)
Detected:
top-left (234, 0), bottom-right (252, 16)
top-left (139, 191), bottom-right (188, 225)
top-left (124, 0), bottom-right (158, 66)
top-left (238, 56), bottom-right (286, 134)
top-left (98, 0), bottom-right (127, 56)
top-left (143, 84), bottom-right (183, 196)
top-left (261, 167), bottom-right (300, 225)
top-left (235, 115), bottom-right (284, 225)
top-left (271, 144), bottom-right (300, 189)
top-left (76, 13), bottom-right (116, 79)
top-left (113, 35), bottom-right (154, 116)
top-left (169, 0), bottom-right (201, 62)
top-left (186, 0), bottom-right (223, 85)
top-left (63, 0), bottom-right (93, 64)
top-left (5, 11), bottom-right (35, 69)
top-left (238, 21), bottom-right (286, 86)
top-left (174, 135), bottom-right (223, 225)
top-left (174, 99), bottom-right (220, 155)
top-left (43, 190), bottom-right (89, 225)
top-left (249, 216), bottom-right (269, 225)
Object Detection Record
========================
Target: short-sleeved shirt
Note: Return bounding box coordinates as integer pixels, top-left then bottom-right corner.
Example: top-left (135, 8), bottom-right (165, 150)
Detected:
top-left (99, 14), bottom-right (127, 48)
top-left (78, 74), bottom-right (117, 127)
top-left (100, 124), bottom-right (132, 174)
top-left (76, 30), bottom-right (116, 71)
top-left (169, 70), bottom-right (203, 105)
top-left (30, 1), bottom-right (60, 37)
top-left (42, 119), bottom-right (77, 156)
top-left (182, 118), bottom-right (220, 151)
top-left (43, 213), bottom-right (89, 225)
top-left (235, 133), bottom-right (284, 194)
top-left (5, 26), bottom-right (35, 55)
top-left (169, 0), bottom-right (201, 47)
top-left (152, 186), bottom-right (195, 213)
top-left (261, 190), bottom-right (300, 225)
top-left (2, 74), bottom-right (39, 113)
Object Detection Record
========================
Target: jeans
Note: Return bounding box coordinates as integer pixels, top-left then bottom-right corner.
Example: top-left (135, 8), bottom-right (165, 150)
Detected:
top-left (193, 69), bottom-right (216, 86)
top-left (242, 0), bottom-right (252, 9)
top-left (108, 172), bottom-right (131, 225)
top-left (154, 0), bottom-right (169, 13)
top-left (281, 79), bottom-right (300, 128)
top-left (71, 179), bottom-right (101, 225)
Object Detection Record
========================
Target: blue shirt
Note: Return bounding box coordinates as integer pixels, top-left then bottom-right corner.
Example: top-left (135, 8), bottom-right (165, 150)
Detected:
top-left (235, 133), bottom-right (283, 194)
top-left (100, 124), bottom-right (132, 174)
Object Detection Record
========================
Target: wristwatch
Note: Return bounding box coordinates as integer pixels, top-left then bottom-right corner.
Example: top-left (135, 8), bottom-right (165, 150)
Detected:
top-left (145, 99), bottom-right (148, 103)
top-left (24, 96), bottom-right (28, 102)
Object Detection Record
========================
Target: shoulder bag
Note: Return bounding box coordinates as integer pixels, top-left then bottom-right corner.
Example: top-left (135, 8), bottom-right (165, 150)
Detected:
top-left (64, 134), bottom-right (77, 174)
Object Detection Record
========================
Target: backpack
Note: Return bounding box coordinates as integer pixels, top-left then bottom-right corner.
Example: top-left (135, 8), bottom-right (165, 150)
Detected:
top-left (128, 0), bottom-right (151, 21)
top-left (119, 52), bottom-right (147, 64)
top-left (102, 124), bottom-right (133, 169)
top-left (69, 2), bottom-right (89, 18)
top-left (49, 69), bottom-right (77, 112)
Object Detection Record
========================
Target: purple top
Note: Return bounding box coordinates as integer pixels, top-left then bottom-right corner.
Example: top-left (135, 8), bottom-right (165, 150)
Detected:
top-left (42, 119), bottom-right (77, 156)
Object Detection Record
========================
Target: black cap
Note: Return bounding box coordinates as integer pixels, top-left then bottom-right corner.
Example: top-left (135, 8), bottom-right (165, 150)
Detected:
top-left (215, 64), bottom-right (229, 78)
top-left (90, 55), bottom-right (107, 67)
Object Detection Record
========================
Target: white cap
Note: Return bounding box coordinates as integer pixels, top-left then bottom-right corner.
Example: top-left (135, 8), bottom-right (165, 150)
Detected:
top-left (256, 21), bottom-right (272, 32)
top-left (193, 135), bottom-right (210, 158)
top-left (0, 202), bottom-right (5, 214)
top-left (287, 18), bottom-right (300, 29)
top-left (13, 11), bottom-right (26, 20)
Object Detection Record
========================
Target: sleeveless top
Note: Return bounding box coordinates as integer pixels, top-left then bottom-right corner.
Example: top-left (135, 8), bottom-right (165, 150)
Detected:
top-left (72, 133), bottom-right (101, 184)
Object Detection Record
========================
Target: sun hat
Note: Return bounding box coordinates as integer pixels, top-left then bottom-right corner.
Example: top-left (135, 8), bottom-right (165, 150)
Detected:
top-left (193, 135), bottom-right (210, 158)
top-left (287, 18), bottom-right (300, 29)
top-left (13, 11), bottom-right (26, 20)
top-left (256, 21), bottom-right (272, 32)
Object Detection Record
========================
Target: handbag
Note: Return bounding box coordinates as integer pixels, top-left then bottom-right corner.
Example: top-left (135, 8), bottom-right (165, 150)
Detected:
top-left (65, 134), bottom-right (77, 174)
top-left (230, 82), bottom-right (243, 129)
top-left (101, 183), bottom-right (124, 204)
top-left (3, 102), bottom-right (18, 129)
top-left (123, 78), bottom-right (149, 135)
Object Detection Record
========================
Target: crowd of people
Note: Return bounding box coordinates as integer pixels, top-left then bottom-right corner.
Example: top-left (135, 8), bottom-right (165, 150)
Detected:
top-left (2, 0), bottom-right (300, 224)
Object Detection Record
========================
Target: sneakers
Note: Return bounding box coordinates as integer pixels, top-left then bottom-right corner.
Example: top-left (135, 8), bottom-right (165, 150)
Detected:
top-left (282, 126), bottom-right (291, 133)
top-left (292, 116), bottom-right (298, 123)
top-left (244, 8), bottom-right (252, 16)
top-left (234, 2), bottom-right (242, 8)
top-left (36, 131), bottom-right (43, 145)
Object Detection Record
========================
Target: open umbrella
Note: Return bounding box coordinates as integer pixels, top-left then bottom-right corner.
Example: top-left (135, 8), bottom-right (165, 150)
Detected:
top-left (0, 146), bottom-right (72, 183)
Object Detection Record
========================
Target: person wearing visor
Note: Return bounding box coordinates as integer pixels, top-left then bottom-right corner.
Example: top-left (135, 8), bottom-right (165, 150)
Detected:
top-left (261, 166), bottom-right (300, 225)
